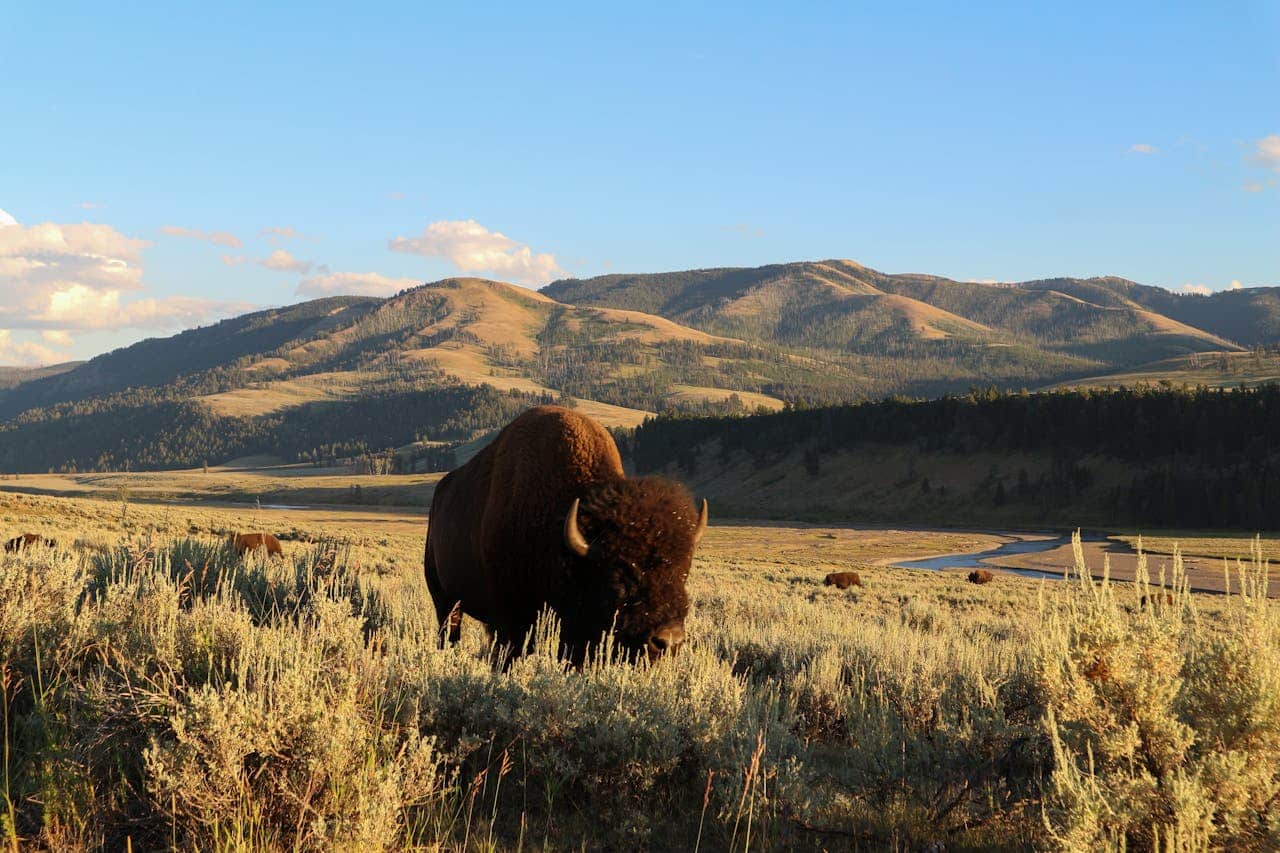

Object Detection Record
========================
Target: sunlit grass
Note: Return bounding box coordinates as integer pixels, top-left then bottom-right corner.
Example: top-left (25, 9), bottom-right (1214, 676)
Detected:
top-left (1, 491), bottom-right (1278, 850)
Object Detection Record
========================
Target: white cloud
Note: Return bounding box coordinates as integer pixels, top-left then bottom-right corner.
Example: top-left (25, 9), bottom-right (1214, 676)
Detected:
top-left (1229, 279), bottom-right (1244, 291)
top-left (389, 219), bottom-right (566, 286)
top-left (1129, 143), bottom-right (1159, 155)
top-left (0, 208), bottom-right (18, 228)
top-left (78, 201), bottom-right (105, 210)
top-left (0, 330), bottom-right (68, 366)
top-left (0, 219), bottom-right (249, 333)
top-left (297, 271), bottom-right (419, 297)
top-left (41, 330), bottom-right (74, 347)
top-left (220, 254), bottom-right (249, 266)
top-left (259, 248), bottom-right (313, 274)
top-left (260, 225), bottom-right (315, 242)
top-left (161, 225), bottom-right (243, 248)
top-left (1251, 135), bottom-right (1280, 173)
top-left (1171, 283), bottom-right (1211, 296)
top-left (1243, 182), bottom-right (1265, 193)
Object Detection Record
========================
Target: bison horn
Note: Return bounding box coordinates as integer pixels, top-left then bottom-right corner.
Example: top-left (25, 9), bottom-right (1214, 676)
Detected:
top-left (693, 499), bottom-right (709, 544)
top-left (564, 498), bottom-right (591, 557)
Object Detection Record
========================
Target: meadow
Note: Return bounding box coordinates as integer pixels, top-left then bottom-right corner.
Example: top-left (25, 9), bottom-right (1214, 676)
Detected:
top-left (2, 490), bottom-right (1280, 850)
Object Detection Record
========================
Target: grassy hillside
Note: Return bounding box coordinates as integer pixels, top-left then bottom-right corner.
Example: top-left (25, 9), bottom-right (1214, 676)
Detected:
top-left (546, 260), bottom-right (1242, 365)
top-left (4, 261), bottom-right (1279, 476)
top-left (1051, 350), bottom-right (1280, 391)
top-left (0, 361), bottom-right (80, 390)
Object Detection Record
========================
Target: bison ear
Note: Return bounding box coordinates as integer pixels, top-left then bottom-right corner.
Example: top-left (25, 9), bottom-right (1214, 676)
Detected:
top-left (563, 498), bottom-right (591, 557)
top-left (693, 499), bottom-right (709, 545)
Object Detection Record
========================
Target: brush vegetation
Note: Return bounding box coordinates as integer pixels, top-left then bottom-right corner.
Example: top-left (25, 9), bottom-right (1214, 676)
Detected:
top-left (2, 491), bottom-right (1279, 850)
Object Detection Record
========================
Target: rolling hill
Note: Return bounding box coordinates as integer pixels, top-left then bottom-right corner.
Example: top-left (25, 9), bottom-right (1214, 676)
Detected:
top-left (0, 261), bottom-right (1276, 475)
top-left (544, 260), bottom-right (1241, 365)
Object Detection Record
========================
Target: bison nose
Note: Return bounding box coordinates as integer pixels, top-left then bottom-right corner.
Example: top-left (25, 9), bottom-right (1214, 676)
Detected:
top-left (648, 623), bottom-right (686, 657)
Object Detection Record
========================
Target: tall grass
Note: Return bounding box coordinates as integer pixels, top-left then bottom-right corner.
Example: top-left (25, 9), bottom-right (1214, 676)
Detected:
top-left (1, 532), bottom-right (1278, 850)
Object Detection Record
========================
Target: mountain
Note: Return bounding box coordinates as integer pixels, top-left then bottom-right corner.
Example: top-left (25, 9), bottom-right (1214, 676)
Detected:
top-left (0, 362), bottom-right (80, 391)
top-left (544, 261), bottom-right (1240, 365)
top-left (0, 261), bottom-right (1275, 475)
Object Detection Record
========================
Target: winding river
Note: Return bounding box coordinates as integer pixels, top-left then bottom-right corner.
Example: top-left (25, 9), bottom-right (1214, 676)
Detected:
top-left (892, 532), bottom-right (1109, 580)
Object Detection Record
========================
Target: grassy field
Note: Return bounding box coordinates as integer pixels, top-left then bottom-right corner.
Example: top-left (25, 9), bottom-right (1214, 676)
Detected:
top-left (3, 490), bottom-right (1280, 850)
top-left (1050, 350), bottom-right (1280, 391)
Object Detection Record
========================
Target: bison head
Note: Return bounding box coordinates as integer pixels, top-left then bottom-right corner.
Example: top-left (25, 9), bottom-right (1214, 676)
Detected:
top-left (559, 477), bottom-right (706, 662)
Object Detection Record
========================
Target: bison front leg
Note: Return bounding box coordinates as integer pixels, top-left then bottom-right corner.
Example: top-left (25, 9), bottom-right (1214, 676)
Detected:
top-left (435, 600), bottom-right (463, 649)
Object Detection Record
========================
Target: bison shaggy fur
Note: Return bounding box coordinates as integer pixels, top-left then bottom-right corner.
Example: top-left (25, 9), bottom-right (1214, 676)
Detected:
top-left (968, 569), bottom-right (994, 584)
top-left (823, 571), bottom-right (861, 589)
top-left (4, 533), bottom-right (56, 553)
top-left (231, 532), bottom-right (284, 558)
top-left (425, 406), bottom-right (707, 664)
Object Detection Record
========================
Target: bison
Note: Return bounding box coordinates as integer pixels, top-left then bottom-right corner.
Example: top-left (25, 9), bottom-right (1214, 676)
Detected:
top-left (968, 569), bottom-right (994, 584)
top-left (230, 532), bottom-right (284, 559)
top-left (425, 406), bottom-right (708, 664)
top-left (823, 571), bottom-right (861, 589)
top-left (4, 533), bottom-right (56, 553)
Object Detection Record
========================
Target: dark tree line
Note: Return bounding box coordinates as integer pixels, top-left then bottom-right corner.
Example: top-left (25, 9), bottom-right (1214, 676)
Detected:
top-left (632, 385), bottom-right (1280, 529)
top-left (0, 385), bottom-right (550, 474)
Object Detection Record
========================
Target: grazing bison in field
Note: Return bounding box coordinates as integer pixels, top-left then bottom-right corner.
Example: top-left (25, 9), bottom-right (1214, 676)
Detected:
top-left (425, 405), bottom-right (708, 664)
top-left (968, 569), bottom-right (994, 584)
top-left (4, 533), bottom-right (56, 553)
top-left (823, 571), bottom-right (861, 589)
top-left (230, 532), bottom-right (284, 558)
top-left (1140, 591), bottom-right (1176, 609)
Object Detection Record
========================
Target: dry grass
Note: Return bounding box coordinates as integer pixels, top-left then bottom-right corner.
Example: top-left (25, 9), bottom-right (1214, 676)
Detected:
top-left (2, 492), bottom-right (1279, 850)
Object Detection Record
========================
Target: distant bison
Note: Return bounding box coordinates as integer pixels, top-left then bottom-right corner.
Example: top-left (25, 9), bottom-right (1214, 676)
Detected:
top-left (968, 569), bottom-right (994, 584)
top-left (230, 532), bottom-right (284, 558)
top-left (823, 571), bottom-right (861, 589)
top-left (425, 406), bottom-right (707, 664)
top-left (1140, 591), bottom-right (1176, 608)
top-left (4, 533), bottom-right (56, 553)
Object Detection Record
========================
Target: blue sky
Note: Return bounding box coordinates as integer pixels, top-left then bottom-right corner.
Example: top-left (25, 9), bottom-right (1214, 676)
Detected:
top-left (1, 1), bottom-right (1277, 363)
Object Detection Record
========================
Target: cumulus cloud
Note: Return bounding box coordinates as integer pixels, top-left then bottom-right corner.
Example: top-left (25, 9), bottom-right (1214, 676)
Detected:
top-left (160, 225), bottom-right (243, 248)
top-left (0, 208), bottom-right (18, 228)
top-left (0, 330), bottom-right (68, 366)
top-left (41, 330), bottom-right (74, 347)
top-left (1251, 135), bottom-right (1280, 173)
top-left (259, 248), bottom-right (313, 274)
top-left (1229, 279), bottom-right (1244, 291)
top-left (389, 219), bottom-right (566, 286)
top-left (296, 271), bottom-right (419, 297)
top-left (1171, 283), bottom-right (1211, 296)
top-left (260, 225), bottom-right (316, 242)
top-left (1129, 143), bottom-right (1159, 155)
top-left (221, 248), bottom-right (322, 274)
top-left (0, 216), bottom-right (249, 333)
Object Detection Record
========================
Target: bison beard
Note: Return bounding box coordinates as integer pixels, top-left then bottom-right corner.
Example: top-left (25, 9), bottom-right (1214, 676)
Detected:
top-left (425, 405), bottom-right (706, 666)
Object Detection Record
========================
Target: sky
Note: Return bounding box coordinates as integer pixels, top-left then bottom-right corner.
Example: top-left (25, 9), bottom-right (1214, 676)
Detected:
top-left (1, 1), bottom-right (1277, 365)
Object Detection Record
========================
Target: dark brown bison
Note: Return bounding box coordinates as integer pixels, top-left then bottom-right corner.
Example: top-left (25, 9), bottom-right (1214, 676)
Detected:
top-left (4, 533), bottom-right (56, 553)
top-left (1140, 591), bottom-right (1175, 608)
top-left (968, 569), bottom-right (994, 584)
top-left (230, 532), bottom-right (284, 558)
top-left (823, 571), bottom-right (861, 589)
top-left (425, 406), bottom-right (707, 663)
